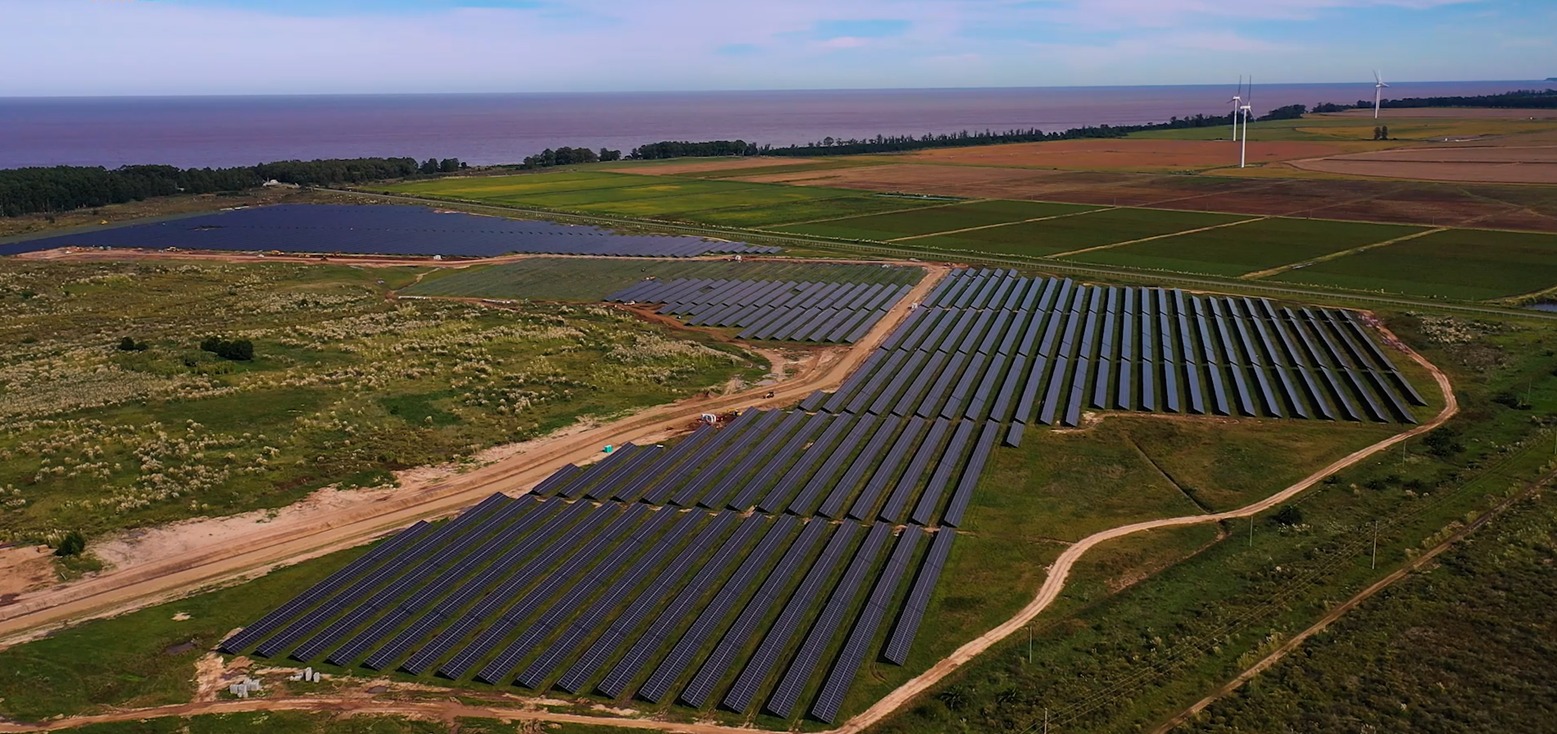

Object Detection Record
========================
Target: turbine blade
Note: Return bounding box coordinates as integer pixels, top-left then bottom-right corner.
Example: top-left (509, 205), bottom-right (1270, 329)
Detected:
top-left (1373, 69), bottom-right (1382, 85)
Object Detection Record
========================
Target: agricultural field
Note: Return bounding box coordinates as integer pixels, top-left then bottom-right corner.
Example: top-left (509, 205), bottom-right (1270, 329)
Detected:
top-left (1066, 217), bottom-right (1425, 277)
top-left (915, 208), bottom-right (1251, 257)
top-left (405, 258), bottom-right (922, 302)
top-left (1270, 228), bottom-right (1557, 300)
top-left (0, 259), bottom-right (762, 543)
top-left (384, 171), bottom-right (873, 225)
top-left (773, 200), bottom-right (1096, 242)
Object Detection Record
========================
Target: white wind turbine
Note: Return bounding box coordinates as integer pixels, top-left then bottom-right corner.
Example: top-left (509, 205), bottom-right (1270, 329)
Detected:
top-left (1373, 70), bottom-right (1390, 119)
top-left (1239, 77), bottom-right (1254, 168)
top-left (1229, 75), bottom-right (1244, 141)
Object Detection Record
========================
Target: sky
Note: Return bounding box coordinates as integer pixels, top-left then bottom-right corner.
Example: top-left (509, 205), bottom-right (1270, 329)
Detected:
top-left (1, 0), bottom-right (1551, 96)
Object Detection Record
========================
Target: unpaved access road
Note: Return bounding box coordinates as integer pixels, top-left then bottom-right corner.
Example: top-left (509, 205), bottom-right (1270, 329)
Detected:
top-left (0, 264), bottom-right (949, 648)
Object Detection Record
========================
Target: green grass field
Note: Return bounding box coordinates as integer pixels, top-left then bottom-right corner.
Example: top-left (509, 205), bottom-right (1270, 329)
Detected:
top-left (690, 195), bottom-right (951, 227)
top-left (1270, 228), bottom-right (1557, 300)
top-left (1065, 217), bottom-right (1425, 276)
top-left (921, 207), bottom-right (1251, 257)
top-left (406, 259), bottom-right (923, 301)
top-left (772, 200), bottom-right (1097, 241)
top-left (386, 171), bottom-right (855, 221)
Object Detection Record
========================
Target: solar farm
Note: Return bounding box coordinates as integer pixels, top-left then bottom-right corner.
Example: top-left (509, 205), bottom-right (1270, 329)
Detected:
top-left (217, 259), bottom-right (1424, 725)
top-left (3, 204), bottom-right (778, 258)
top-left (219, 407), bottom-right (981, 723)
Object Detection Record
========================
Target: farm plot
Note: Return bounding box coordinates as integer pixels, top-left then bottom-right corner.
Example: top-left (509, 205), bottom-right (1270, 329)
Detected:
top-left (772, 200), bottom-right (1097, 242)
top-left (608, 277), bottom-right (916, 344)
top-left (688, 195), bottom-right (949, 228)
top-left (223, 407), bottom-right (986, 725)
top-left (5, 204), bottom-right (777, 258)
top-left (1269, 228), bottom-right (1557, 300)
top-left (1065, 217), bottom-right (1425, 277)
top-left (405, 259), bottom-right (923, 302)
top-left (918, 208), bottom-right (1253, 258)
top-left (798, 268), bottom-right (1428, 433)
top-left (386, 172), bottom-right (859, 222)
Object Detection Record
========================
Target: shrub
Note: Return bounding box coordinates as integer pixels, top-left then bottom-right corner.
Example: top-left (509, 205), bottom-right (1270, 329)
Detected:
top-left (1271, 505), bottom-right (1305, 527)
top-left (199, 336), bottom-right (254, 361)
top-left (53, 530), bottom-right (86, 557)
top-left (116, 336), bottom-right (148, 352)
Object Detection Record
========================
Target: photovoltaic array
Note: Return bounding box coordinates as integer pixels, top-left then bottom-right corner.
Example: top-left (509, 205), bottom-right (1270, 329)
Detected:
top-left (5, 205), bottom-right (779, 258)
top-left (223, 408), bottom-right (979, 723)
top-left (800, 268), bottom-right (1426, 439)
top-left (608, 278), bottom-right (913, 343)
top-left (225, 266), bottom-right (1423, 725)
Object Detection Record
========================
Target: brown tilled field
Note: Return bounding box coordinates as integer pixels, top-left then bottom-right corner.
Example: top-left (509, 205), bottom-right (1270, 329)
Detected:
top-left (1292, 145), bottom-right (1557, 183)
top-left (896, 138), bottom-right (1353, 170)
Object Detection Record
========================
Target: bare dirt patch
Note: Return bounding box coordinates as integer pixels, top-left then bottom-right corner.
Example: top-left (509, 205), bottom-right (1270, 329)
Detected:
top-left (0, 546), bottom-right (55, 601)
top-left (898, 139), bottom-right (1352, 170)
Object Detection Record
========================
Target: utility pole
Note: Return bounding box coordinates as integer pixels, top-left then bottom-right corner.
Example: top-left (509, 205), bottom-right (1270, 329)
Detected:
top-left (1248, 515), bottom-right (1254, 547)
top-left (1028, 624), bottom-right (1033, 665)
top-left (1371, 520), bottom-right (1379, 570)
top-left (1044, 707), bottom-right (1050, 734)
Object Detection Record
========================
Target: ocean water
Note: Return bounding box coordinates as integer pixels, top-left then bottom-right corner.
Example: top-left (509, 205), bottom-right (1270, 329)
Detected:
top-left (0, 81), bottom-right (1542, 170)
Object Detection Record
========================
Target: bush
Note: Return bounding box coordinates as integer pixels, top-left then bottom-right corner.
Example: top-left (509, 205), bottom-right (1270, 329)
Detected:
top-left (54, 530), bottom-right (87, 557)
top-left (116, 336), bottom-right (148, 352)
top-left (1271, 505), bottom-right (1305, 527)
top-left (199, 336), bottom-right (254, 361)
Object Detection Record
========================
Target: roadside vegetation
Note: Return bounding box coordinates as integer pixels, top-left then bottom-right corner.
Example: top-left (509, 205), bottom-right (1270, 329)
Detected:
top-left (0, 259), bottom-right (762, 545)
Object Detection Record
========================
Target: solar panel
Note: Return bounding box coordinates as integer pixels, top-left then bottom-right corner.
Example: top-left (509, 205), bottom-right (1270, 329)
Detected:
top-left (882, 528), bottom-right (957, 664)
top-left (765, 523), bottom-right (892, 718)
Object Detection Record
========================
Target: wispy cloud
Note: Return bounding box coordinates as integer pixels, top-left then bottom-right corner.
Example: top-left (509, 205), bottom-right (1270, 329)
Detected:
top-left (0, 0), bottom-right (1533, 95)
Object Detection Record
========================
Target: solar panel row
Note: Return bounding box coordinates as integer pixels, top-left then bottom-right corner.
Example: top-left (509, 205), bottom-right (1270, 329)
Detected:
top-left (808, 270), bottom-right (1424, 428)
top-left (606, 278), bottom-right (912, 343)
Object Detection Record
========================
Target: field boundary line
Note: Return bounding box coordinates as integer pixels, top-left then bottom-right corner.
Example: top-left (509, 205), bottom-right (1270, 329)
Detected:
top-left (1240, 226), bottom-right (1447, 281)
top-left (1043, 216), bottom-right (1268, 260)
top-left (1149, 456), bottom-right (1557, 734)
top-left (887, 206), bottom-right (1115, 242)
top-left (765, 197), bottom-right (985, 228)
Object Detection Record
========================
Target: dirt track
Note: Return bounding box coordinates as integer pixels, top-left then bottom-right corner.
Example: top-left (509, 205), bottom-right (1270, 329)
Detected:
top-left (0, 264), bottom-right (949, 648)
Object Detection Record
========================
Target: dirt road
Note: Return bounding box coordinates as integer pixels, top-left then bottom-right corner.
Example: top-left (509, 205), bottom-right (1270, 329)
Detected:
top-left (0, 265), bottom-right (949, 648)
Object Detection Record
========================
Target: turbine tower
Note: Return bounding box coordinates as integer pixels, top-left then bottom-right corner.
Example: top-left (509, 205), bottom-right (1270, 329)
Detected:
top-left (1239, 78), bottom-right (1254, 168)
top-left (1229, 76), bottom-right (1244, 141)
top-left (1373, 70), bottom-right (1390, 119)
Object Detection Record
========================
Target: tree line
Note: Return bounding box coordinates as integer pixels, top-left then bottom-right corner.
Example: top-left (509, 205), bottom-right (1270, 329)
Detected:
top-left (520, 147), bottom-right (623, 169)
top-left (0, 157), bottom-right (465, 218)
top-left (1313, 88), bottom-right (1557, 113)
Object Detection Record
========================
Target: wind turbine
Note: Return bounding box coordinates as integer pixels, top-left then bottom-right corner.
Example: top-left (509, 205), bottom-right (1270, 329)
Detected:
top-left (1239, 77), bottom-right (1254, 168)
top-left (1373, 70), bottom-right (1390, 119)
top-left (1229, 75), bottom-right (1244, 141)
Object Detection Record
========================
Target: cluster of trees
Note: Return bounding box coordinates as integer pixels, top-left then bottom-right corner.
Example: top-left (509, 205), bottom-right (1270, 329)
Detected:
top-left (1372, 125), bottom-right (1392, 140)
top-left (0, 157), bottom-right (463, 218)
top-left (1314, 88), bottom-right (1557, 113)
top-left (627, 140), bottom-right (763, 159)
top-left (1256, 104), bottom-right (1307, 122)
top-left (200, 336), bottom-right (254, 361)
top-left (765, 114), bottom-right (1239, 157)
top-left (519, 147), bottom-right (623, 170)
